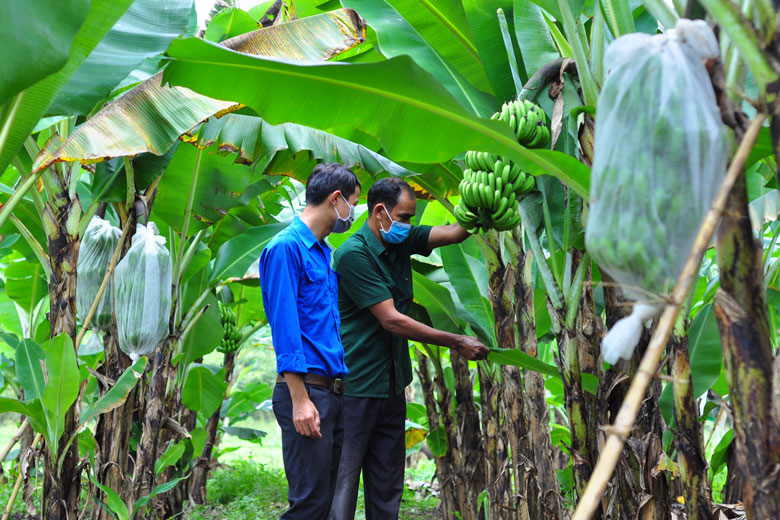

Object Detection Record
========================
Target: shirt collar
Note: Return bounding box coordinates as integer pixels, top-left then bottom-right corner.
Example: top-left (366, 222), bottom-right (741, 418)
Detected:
top-left (357, 220), bottom-right (386, 257)
top-left (290, 216), bottom-right (319, 250)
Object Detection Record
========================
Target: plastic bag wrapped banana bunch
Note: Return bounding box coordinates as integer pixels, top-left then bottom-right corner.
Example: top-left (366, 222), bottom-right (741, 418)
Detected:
top-left (114, 222), bottom-right (172, 361)
top-left (76, 216), bottom-right (122, 354)
top-left (217, 302), bottom-right (242, 354)
top-left (584, 19), bottom-right (727, 364)
top-left (455, 99), bottom-right (549, 232)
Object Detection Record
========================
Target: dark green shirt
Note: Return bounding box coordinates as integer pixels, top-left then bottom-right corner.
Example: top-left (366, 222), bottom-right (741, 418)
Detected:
top-left (333, 221), bottom-right (432, 397)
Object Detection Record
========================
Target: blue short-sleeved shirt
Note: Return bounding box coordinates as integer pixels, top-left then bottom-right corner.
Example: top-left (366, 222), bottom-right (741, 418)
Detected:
top-left (258, 217), bottom-right (347, 378)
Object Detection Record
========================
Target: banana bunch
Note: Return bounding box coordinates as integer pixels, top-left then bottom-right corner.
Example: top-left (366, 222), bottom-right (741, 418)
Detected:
top-left (455, 99), bottom-right (549, 232)
top-left (454, 159), bottom-right (529, 231)
top-left (497, 99), bottom-right (550, 148)
top-left (217, 302), bottom-right (242, 354)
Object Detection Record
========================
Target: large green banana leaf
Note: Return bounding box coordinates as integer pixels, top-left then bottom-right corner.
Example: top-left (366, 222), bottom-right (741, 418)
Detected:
top-left (48, 0), bottom-right (198, 116)
top-left (32, 9), bottom-right (367, 174)
top-left (383, 0), bottom-right (491, 93)
top-left (203, 6), bottom-right (258, 43)
top-left (158, 112), bottom-right (419, 231)
top-left (153, 143), bottom-right (257, 232)
top-left (340, 0), bottom-right (495, 116)
top-left (186, 113), bottom-right (418, 177)
top-left (461, 0), bottom-right (520, 101)
top-left (0, 0), bottom-right (134, 178)
top-left (0, 0), bottom-right (88, 107)
top-left (513, 0), bottom-right (560, 78)
top-left (162, 37), bottom-right (590, 197)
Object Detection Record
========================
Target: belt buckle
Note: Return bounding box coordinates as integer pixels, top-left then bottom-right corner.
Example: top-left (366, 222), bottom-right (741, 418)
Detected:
top-left (332, 378), bottom-right (345, 395)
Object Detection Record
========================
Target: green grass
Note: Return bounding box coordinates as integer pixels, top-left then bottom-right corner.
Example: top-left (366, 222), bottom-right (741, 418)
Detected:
top-left (185, 458), bottom-right (441, 520)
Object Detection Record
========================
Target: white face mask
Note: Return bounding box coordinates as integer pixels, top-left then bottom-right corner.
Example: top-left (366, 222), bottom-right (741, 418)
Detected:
top-left (332, 193), bottom-right (356, 233)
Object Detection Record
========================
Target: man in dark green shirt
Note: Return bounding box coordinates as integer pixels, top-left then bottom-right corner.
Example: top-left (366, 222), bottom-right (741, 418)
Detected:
top-left (330, 178), bottom-right (489, 520)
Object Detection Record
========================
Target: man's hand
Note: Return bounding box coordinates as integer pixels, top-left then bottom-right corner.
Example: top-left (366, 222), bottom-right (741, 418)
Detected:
top-left (292, 395), bottom-right (322, 439)
top-left (283, 372), bottom-right (322, 438)
top-left (452, 335), bottom-right (489, 360)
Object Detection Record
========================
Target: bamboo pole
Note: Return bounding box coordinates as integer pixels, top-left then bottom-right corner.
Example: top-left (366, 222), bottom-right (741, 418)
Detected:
top-left (2, 433), bottom-right (42, 520)
top-left (572, 114), bottom-right (765, 520)
top-left (0, 420), bottom-right (29, 465)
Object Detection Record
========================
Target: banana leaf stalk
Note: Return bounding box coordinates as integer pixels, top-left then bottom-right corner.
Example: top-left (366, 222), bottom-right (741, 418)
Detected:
top-left (670, 313), bottom-right (713, 520)
top-left (496, 8), bottom-right (523, 96)
top-left (172, 148), bottom-right (203, 329)
top-left (556, 0), bottom-right (598, 106)
top-left (555, 257), bottom-right (598, 508)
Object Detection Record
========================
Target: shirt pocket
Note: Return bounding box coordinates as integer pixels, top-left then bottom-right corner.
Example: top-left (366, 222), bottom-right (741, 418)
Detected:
top-left (300, 265), bottom-right (328, 302)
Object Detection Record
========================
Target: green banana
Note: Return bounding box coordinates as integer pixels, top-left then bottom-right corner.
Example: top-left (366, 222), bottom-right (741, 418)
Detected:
top-left (508, 164), bottom-right (522, 184)
top-left (493, 194), bottom-right (509, 219)
top-left (519, 175), bottom-right (535, 193)
top-left (502, 181), bottom-right (513, 199)
top-left (493, 158), bottom-right (503, 174)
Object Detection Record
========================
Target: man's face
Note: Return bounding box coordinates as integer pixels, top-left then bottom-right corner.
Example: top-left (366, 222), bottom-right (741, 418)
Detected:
top-left (379, 190), bottom-right (416, 225)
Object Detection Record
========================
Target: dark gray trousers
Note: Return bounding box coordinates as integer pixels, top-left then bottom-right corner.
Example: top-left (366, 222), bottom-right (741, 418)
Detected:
top-left (273, 383), bottom-right (344, 520)
top-left (329, 391), bottom-right (407, 520)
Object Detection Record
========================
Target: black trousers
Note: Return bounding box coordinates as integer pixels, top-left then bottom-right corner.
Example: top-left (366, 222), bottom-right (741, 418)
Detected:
top-left (272, 382), bottom-right (344, 520)
top-left (329, 391), bottom-right (407, 520)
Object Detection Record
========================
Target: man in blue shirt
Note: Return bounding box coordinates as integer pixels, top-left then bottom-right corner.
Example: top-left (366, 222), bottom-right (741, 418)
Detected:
top-left (259, 163), bottom-right (360, 520)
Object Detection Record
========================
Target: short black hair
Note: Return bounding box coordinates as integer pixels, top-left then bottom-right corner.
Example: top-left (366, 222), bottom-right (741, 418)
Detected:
top-left (305, 163), bottom-right (361, 205)
top-left (367, 177), bottom-right (415, 213)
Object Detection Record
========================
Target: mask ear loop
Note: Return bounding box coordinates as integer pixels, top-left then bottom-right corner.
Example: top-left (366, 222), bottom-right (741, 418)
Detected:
top-left (379, 204), bottom-right (393, 233)
top-left (333, 192), bottom-right (348, 220)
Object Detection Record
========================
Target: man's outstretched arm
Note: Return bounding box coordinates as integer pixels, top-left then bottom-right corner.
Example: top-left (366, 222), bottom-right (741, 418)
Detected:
top-left (368, 299), bottom-right (489, 360)
top-left (427, 222), bottom-right (470, 250)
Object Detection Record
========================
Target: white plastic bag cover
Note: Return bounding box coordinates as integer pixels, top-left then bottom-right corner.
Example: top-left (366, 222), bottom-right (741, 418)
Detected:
top-left (76, 216), bottom-right (121, 353)
top-left (585, 19), bottom-right (727, 364)
top-left (114, 222), bottom-right (172, 361)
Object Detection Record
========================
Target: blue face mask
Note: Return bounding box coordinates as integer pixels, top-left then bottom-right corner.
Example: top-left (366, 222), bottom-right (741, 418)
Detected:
top-left (379, 206), bottom-right (411, 244)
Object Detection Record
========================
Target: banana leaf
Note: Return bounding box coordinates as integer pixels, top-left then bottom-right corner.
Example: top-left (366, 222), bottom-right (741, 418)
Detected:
top-left (48, 0), bottom-right (198, 116)
top-left (513, 0), bottom-right (560, 78)
top-left (162, 37), bottom-right (591, 198)
top-left (0, 0), bottom-right (88, 107)
top-left (203, 7), bottom-right (257, 43)
top-left (185, 113), bottom-right (419, 177)
top-left (383, 0), bottom-right (491, 92)
top-left (461, 0), bottom-right (521, 101)
top-left (340, 0), bottom-right (495, 116)
top-left (32, 9), bottom-right (367, 174)
top-left (0, 0), bottom-right (134, 179)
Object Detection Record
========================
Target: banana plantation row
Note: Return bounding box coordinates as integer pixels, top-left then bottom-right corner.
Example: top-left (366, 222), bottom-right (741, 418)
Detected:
top-left (0, 1), bottom-right (779, 519)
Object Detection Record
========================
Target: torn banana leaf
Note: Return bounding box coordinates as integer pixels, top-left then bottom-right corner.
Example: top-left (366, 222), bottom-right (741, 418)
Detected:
top-left (32, 9), bottom-right (366, 173)
top-left (183, 112), bottom-right (419, 178)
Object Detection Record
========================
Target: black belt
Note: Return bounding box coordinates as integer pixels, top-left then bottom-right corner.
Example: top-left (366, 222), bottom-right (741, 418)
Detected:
top-left (277, 373), bottom-right (345, 395)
